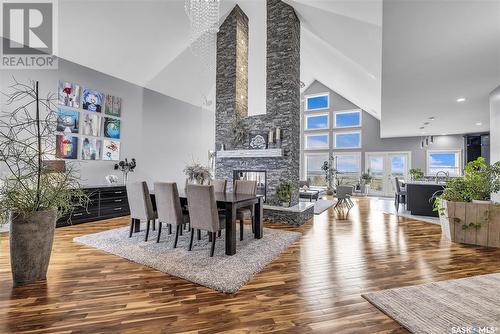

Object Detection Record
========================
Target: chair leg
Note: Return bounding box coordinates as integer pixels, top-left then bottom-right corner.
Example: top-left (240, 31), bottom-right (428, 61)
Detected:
top-left (197, 229), bottom-right (201, 240)
top-left (180, 224), bottom-right (183, 236)
top-left (210, 232), bottom-right (216, 257)
top-left (208, 232), bottom-right (212, 242)
top-left (188, 228), bottom-right (194, 251)
top-left (395, 195), bottom-right (400, 212)
top-left (251, 216), bottom-right (255, 233)
top-left (129, 218), bottom-right (134, 238)
top-left (218, 230), bottom-right (221, 237)
top-left (168, 224), bottom-right (172, 234)
top-left (145, 220), bottom-right (151, 242)
top-left (173, 225), bottom-right (180, 248)
top-left (152, 220), bottom-right (155, 231)
top-left (240, 219), bottom-right (244, 241)
top-left (156, 222), bottom-right (162, 243)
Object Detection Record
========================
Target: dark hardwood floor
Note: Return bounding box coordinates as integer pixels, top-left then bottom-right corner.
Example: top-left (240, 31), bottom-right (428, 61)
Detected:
top-left (2, 197), bottom-right (500, 333)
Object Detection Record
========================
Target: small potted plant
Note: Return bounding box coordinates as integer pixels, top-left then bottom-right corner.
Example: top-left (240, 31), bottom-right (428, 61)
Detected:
top-left (183, 162), bottom-right (211, 185)
top-left (409, 168), bottom-right (424, 181)
top-left (360, 170), bottom-right (372, 194)
top-left (276, 180), bottom-right (293, 207)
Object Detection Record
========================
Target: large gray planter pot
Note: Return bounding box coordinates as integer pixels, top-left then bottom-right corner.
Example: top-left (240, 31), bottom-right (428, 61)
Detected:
top-left (10, 209), bottom-right (57, 287)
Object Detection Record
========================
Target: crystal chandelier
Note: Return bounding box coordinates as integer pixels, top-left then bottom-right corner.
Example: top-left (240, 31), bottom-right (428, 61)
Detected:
top-left (185, 0), bottom-right (220, 71)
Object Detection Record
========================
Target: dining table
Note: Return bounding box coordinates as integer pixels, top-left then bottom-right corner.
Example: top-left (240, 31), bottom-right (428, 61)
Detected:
top-left (135, 191), bottom-right (264, 256)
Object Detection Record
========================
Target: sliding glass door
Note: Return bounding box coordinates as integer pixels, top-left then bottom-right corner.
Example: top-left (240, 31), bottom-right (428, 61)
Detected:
top-left (365, 152), bottom-right (410, 197)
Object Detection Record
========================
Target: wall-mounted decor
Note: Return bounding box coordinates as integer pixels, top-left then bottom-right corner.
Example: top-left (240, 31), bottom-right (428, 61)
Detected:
top-left (58, 81), bottom-right (81, 108)
top-left (82, 88), bottom-right (103, 113)
top-left (80, 137), bottom-right (102, 160)
top-left (55, 134), bottom-right (78, 159)
top-left (56, 108), bottom-right (79, 133)
top-left (80, 112), bottom-right (101, 137)
top-left (112, 96), bottom-right (122, 117)
top-left (103, 139), bottom-right (120, 161)
top-left (104, 95), bottom-right (113, 115)
top-left (103, 117), bottom-right (121, 139)
top-left (249, 133), bottom-right (268, 149)
top-left (104, 95), bottom-right (122, 117)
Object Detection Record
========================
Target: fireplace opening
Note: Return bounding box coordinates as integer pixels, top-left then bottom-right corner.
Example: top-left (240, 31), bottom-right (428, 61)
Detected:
top-left (233, 170), bottom-right (267, 202)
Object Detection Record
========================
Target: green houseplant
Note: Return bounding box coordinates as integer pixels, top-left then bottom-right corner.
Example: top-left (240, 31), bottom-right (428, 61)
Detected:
top-left (276, 180), bottom-right (292, 207)
top-left (183, 162), bottom-right (211, 184)
top-left (0, 79), bottom-right (87, 286)
top-left (409, 168), bottom-right (424, 181)
top-left (434, 157), bottom-right (500, 247)
top-left (321, 155), bottom-right (336, 195)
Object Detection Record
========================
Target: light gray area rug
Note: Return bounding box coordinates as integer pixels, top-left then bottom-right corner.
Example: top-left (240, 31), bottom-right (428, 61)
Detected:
top-left (74, 224), bottom-right (301, 294)
top-left (363, 273), bottom-right (500, 334)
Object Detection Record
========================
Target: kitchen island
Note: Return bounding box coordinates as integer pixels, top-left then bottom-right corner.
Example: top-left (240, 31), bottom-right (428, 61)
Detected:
top-left (405, 181), bottom-right (445, 217)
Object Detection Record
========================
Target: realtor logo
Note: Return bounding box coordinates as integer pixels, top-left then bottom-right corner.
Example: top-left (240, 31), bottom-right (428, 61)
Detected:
top-left (1, 0), bottom-right (58, 69)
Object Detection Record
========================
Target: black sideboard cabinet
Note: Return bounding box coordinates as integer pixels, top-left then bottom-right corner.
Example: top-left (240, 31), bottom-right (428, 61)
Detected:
top-left (57, 185), bottom-right (130, 227)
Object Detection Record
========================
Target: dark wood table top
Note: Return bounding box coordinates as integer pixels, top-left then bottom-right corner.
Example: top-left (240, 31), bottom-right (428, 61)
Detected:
top-left (151, 191), bottom-right (262, 204)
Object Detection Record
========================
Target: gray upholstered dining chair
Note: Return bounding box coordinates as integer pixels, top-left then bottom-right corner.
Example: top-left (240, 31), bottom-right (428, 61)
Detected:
top-left (153, 182), bottom-right (190, 247)
top-left (126, 181), bottom-right (158, 241)
top-left (394, 177), bottom-right (407, 212)
top-left (209, 179), bottom-right (227, 193)
top-left (234, 180), bottom-right (257, 241)
top-left (334, 185), bottom-right (355, 210)
top-left (186, 184), bottom-right (225, 257)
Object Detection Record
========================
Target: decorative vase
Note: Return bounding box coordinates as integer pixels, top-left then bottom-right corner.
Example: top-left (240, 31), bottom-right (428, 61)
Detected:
top-left (10, 209), bottom-right (58, 287)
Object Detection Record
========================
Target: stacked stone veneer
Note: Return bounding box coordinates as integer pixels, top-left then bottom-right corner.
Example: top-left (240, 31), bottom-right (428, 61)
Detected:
top-left (215, 0), bottom-right (301, 205)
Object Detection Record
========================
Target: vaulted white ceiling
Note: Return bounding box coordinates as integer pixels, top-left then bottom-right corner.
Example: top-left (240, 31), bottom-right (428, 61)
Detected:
top-left (381, 0), bottom-right (500, 137)
top-left (51, 0), bottom-right (382, 118)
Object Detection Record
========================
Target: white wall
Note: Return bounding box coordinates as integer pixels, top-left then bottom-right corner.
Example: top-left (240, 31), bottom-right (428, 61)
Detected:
top-left (490, 85), bottom-right (500, 202)
top-left (0, 57), bottom-right (214, 188)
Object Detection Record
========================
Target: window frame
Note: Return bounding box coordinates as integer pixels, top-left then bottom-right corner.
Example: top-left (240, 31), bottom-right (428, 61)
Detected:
top-left (305, 112), bottom-right (330, 131)
top-left (426, 149), bottom-right (462, 176)
top-left (333, 131), bottom-right (362, 149)
top-left (333, 151), bottom-right (362, 180)
top-left (305, 132), bottom-right (330, 150)
top-left (304, 152), bottom-right (330, 188)
top-left (334, 109), bottom-right (362, 128)
top-left (304, 93), bottom-right (330, 111)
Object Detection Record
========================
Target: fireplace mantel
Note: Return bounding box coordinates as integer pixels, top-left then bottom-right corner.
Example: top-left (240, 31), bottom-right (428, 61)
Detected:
top-left (217, 149), bottom-right (283, 158)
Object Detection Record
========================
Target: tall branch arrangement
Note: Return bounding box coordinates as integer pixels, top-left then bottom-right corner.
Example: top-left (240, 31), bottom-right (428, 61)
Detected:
top-left (0, 79), bottom-right (88, 222)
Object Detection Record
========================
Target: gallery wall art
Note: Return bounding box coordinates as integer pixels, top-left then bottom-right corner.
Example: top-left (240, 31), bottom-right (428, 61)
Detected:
top-left (57, 108), bottom-right (80, 133)
top-left (55, 80), bottom-right (122, 161)
top-left (81, 112), bottom-right (101, 137)
top-left (56, 135), bottom-right (78, 159)
top-left (80, 137), bottom-right (102, 160)
top-left (58, 81), bottom-right (81, 108)
top-left (104, 117), bottom-right (121, 139)
top-left (82, 88), bottom-right (103, 112)
top-left (103, 139), bottom-right (120, 161)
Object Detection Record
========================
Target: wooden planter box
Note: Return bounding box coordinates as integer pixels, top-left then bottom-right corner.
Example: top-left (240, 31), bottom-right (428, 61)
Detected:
top-left (440, 200), bottom-right (500, 247)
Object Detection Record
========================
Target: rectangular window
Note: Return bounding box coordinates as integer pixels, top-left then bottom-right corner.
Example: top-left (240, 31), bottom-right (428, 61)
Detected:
top-left (305, 114), bottom-right (329, 130)
top-left (334, 131), bottom-right (361, 149)
top-left (333, 153), bottom-right (361, 186)
top-left (305, 133), bottom-right (329, 150)
top-left (335, 110), bottom-right (361, 128)
top-left (305, 94), bottom-right (329, 111)
top-left (305, 154), bottom-right (329, 187)
top-left (426, 150), bottom-right (462, 176)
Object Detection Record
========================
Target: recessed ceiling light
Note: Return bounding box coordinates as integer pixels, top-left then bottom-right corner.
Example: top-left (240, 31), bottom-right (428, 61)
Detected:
top-left (476, 122), bottom-right (482, 126)
top-left (419, 126), bottom-right (425, 129)
top-left (423, 122), bottom-right (430, 125)
top-left (456, 97), bottom-right (466, 103)
top-left (428, 116), bottom-right (435, 120)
